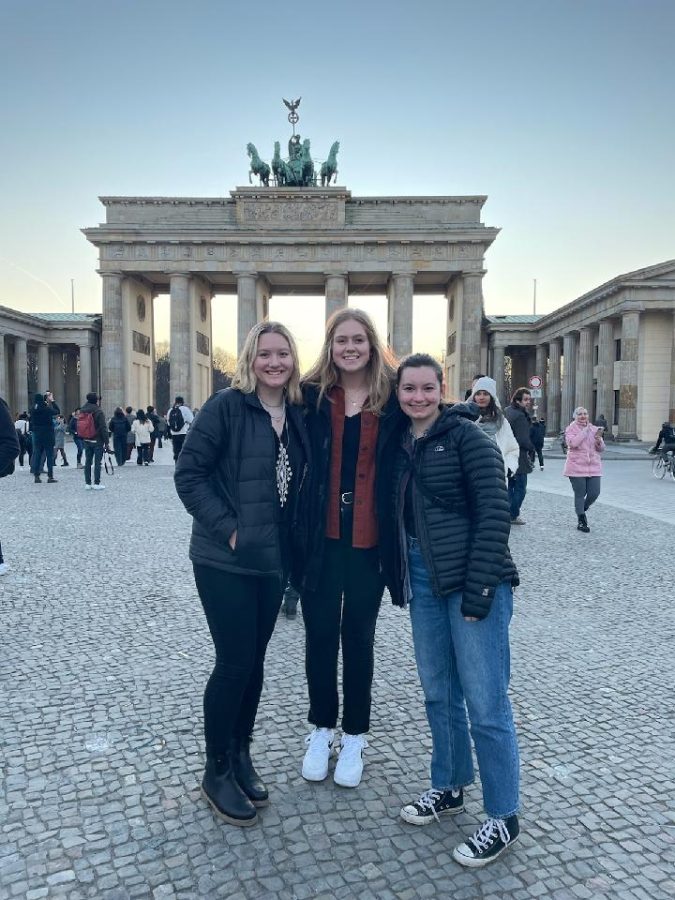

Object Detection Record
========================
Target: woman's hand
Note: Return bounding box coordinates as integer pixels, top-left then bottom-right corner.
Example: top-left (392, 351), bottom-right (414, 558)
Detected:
top-left (228, 530), bottom-right (237, 550)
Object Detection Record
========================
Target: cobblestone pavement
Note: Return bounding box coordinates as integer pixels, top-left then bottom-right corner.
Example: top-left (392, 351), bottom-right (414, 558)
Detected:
top-left (1, 449), bottom-right (674, 899)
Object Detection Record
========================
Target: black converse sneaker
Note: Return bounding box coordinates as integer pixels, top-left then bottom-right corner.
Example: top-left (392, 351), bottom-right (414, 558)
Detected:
top-left (400, 787), bottom-right (464, 825)
top-left (453, 815), bottom-right (520, 867)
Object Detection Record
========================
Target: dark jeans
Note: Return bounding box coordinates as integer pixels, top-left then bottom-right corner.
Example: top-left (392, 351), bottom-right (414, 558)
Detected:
top-left (568, 476), bottom-right (601, 516)
top-left (136, 443), bottom-right (151, 465)
top-left (508, 472), bottom-right (528, 518)
top-left (17, 433), bottom-right (27, 467)
top-left (126, 441), bottom-right (134, 460)
top-left (194, 564), bottom-right (283, 756)
top-left (148, 436), bottom-right (157, 461)
top-left (283, 581), bottom-right (300, 613)
top-left (301, 538), bottom-right (384, 735)
top-left (73, 436), bottom-right (84, 464)
top-left (528, 447), bottom-right (544, 467)
top-left (172, 434), bottom-right (186, 460)
top-left (112, 434), bottom-right (126, 466)
top-left (84, 442), bottom-right (103, 485)
top-left (31, 435), bottom-right (54, 478)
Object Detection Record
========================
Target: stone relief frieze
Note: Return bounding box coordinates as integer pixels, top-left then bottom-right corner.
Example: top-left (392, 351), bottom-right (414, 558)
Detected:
top-left (238, 200), bottom-right (340, 227)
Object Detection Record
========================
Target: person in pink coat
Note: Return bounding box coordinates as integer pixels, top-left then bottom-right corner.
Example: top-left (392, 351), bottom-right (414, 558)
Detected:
top-left (563, 407), bottom-right (605, 532)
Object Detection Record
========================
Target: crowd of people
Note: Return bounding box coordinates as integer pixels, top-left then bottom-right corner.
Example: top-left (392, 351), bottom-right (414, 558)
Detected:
top-left (2, 312), bottom-right (671, 870)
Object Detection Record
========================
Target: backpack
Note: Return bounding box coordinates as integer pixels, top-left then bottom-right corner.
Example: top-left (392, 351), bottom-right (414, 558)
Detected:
top-left (168, 406), bottom-right (185, 433)
top-left (77, 410), bottom-right (97, 441)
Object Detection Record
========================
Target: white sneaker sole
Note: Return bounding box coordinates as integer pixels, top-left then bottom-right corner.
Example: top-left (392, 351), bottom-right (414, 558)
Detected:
top-left (333, 766), bottom-right (363, 788)
top-left (452, 834), bottom-right (519, 868)
top-left (400, 804), bottom-right (464, 825)
top-left (302, 764), bottom-right (329, 782)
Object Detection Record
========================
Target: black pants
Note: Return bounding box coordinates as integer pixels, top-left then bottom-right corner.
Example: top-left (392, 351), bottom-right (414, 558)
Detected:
top-left (193, 564), bottom-right (283, 756)
top-left (529, 446), bottom-right (544, 467)
top-left (136, 443), bottom-right (150, 465)
top-left (172, 434), bottom-right (186, 460)
top-left (84, 442), bottom-right (103, 485)
top-left (112, 435), bottom-right (126, 466)
top-left (301, 538), bottom-right (384, 735)
top-left (31, 435), bottom-right (54, 478)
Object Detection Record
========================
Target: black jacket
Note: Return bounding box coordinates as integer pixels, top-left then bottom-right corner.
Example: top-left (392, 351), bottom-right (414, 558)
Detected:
top-left (0, 397), bottom-right (19, 478)
top-left (174, 388), bottom-right (310, 579)
top-left (109, 414), bottom-right (131, 438)
top-left (296, 384), bottom-right (404, 592)
top-left (377, 404), bottom-right (519, 620)
top-left (530, 420), bottom-right (546, 450)
top-left (504, 402), bottom-right (533, 474)
top-left (80, 402), bottom-right (109, 445)
top-left (29, 395), bottom-right (60, 441)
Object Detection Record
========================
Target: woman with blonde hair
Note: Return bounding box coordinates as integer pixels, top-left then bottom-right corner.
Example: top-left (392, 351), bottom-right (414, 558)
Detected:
top-left (297, 307), bottom-right (401, 789)
top-left (175, 321), bottom-right (310, 827)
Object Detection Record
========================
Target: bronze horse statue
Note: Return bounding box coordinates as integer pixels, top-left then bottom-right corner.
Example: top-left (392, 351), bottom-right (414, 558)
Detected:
top-left (246, 142), bottom-right (270, 186)
top-left (320, 141), bottom-right (340, 186)
top-left (272, 141), bottom-right (291, 186)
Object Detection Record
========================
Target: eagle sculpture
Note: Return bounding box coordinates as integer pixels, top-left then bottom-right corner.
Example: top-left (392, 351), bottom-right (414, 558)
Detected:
top-left (283, 97), bottom-right (301, 112)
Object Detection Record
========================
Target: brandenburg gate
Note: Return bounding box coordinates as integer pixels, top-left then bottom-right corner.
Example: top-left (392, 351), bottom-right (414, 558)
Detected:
top-left (84, 188), bottom-right (498, 413)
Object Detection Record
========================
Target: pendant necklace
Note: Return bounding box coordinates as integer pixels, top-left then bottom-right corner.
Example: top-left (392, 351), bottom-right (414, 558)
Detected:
top-left (275, 422), bottom-right (292, 507)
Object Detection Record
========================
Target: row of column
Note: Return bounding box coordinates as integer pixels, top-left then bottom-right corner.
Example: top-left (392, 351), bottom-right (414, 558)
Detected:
top-left (493, 311), bottom-right (641, 437)
top-left (0, 338), bottom-right (96, 414)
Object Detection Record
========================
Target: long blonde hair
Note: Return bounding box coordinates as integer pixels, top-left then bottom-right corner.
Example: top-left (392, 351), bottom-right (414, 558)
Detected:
top-left (302, 308), bottom-right (396, 413)
top-left (230, 321), bottom-right (302, 404)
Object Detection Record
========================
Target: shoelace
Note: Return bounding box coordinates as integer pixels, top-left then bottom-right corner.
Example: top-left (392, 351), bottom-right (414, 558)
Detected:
top-left (469, 817), bottom-right (511, 853)
top-left (415, 788), bottom-right (444, 822)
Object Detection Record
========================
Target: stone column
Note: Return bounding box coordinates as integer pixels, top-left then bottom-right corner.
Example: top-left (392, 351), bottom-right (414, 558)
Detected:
top-left (670, 311), bottom-right (675, 422)
top-left (618, 310), bottom-right (640, 439)
top-left (49, 349), bottom-right (65, 406)
top-left (575, 327), bottom-right (594, 413)
top-left (101, 273), bottom-right (124, 416)
top-left (325, 273), bottom-right (348, 322)
top-left (596, 319), bottom-right (615, 427)
top-left (561, 332), bottom-right (578, 426)
top-left (65, 352), bottom-right (79, 415)
top-left (492, 345), bottom-right (506, 406)
top-left (547, 339), bottom-right (562, 434)
top-left (459, 272), bottom-right (484, 393)
top-left (236, 273), bottom-right (258, 354)
top-left (170, 274), bottom-right (191, 404)
top-left (37, 343), bottom-right (50, 393)
top-left (535, 344), bottom-right (548, 421)
top-left (79, 344), bottom-right (92, 398)
top-left (387, 273), bottom-right (414, 357)
top-left (0, 336), bottom-right (6, 400)
top-left (14, 338), bottom-right (28, 414)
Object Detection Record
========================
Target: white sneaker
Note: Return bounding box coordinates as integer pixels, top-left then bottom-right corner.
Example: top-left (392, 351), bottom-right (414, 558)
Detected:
top-left (0, 563), bottom-right (10, 576)
top-left (92, 484), bottom-right (106, 491)
top-left (84, 484), bottom-right (93, 491)
top-left (302, 728), bottom-right (334, 781)
top-left (334, 733), bottom-right (367, 788)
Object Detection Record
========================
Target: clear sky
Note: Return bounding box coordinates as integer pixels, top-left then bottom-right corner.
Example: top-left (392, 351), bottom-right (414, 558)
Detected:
top-left (1, 0), bottom-right (674, 364)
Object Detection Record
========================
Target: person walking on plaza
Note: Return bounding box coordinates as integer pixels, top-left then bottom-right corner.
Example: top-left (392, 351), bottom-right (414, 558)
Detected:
top-left (14, 412), bottom-right (29, 469)
top-left (124, 406), bottom-right (136, 461)
top-left (53, 415), bottom-right (69, 467)
top-left (108, 407), bottom-right (131, 466)
top-left (29, 393), bottom-right (58, 483)
top-left (146, 405), bottom-right (161, 461)
top-left (377, 353), bottom-right (521, 869)
top-left (167, 396), bottom-right (194, 460)
top-left (79, 392), bottom-right (109, 491)
top-left (174, 322), bottom-right (310, 828)
top-left (470, 376), bottom-right (519, 479)
top-left (68, 409), bottom-right (84, 468)
top-left (298, 308), bottom-right (398, 789)
top-left (651, 420), bottom-right (675, 459)
top-left (504, 387), bottom-right (533, 524)
top-left (563, 406), bottom-right (605, 533)
top-left (131, 409), bottom-right (154, 466)
top-left (529, 416), bottom-right (546, 471)
top-left (0, 396), bottom-right (20, 575)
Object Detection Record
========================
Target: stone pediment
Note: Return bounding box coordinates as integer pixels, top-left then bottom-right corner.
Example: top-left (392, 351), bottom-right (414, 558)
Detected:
top-left (232, 187), bottom-right (350, 229)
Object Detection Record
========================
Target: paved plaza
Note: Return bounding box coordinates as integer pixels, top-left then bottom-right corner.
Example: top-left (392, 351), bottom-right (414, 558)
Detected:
top-left (1, 445), bottom-right (674, 899)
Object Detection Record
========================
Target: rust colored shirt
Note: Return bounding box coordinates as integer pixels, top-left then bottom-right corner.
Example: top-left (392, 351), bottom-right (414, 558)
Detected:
top-left (325, 386), bottom-right (379, 548)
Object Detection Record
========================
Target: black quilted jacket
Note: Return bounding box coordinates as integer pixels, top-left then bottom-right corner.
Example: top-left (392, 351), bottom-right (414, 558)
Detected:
top-left (377, 404), bottom-right (519, 619)
top-left (174, 388), bottom-right (310, 579)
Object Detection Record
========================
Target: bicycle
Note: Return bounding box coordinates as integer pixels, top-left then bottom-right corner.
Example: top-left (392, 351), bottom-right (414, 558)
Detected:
top-left (651, 449), bottom-right (675, 480)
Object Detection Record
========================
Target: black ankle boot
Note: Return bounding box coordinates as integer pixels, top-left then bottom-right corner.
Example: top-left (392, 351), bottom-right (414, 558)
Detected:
top-left (577, 514), bottom-right (590, 533)
top-left (201, 753), bottom-right (258, 826)
top-left (34, 474), bottom-right (41, 483)
top-left (230, 736), bottom-right (269, 808)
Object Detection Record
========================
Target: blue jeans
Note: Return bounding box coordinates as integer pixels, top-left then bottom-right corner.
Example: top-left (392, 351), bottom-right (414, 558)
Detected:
top-left (508, 472), bottom-right (528, 518)
top-left (408, 539), bottom-right (519, 819)
top-left (84, 442), bottom-right (103, 485)
top-left (73, 435), bottom-right (84, 464)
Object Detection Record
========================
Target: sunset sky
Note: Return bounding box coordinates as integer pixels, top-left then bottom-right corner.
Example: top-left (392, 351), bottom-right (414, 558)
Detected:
top-left (1, 0), bottom-right (673, 366)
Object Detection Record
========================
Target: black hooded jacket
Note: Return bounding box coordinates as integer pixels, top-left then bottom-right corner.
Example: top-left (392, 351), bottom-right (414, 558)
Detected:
top-left (377, 403), bottom-right (519, 620)
top-left (174, 388), bottom-right (311, 580)
top-left (29, 394), bottom-right (60, 442)
top-left (0, 397), bottom-right (19, 478)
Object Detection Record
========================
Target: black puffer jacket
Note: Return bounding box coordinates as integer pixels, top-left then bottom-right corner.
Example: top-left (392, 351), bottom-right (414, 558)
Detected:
top-left (296, 383), bottom-right (404, 592)
top-left (378, 403), bottom-right (519, 619)
top-left (174, 388), bottom-right (310, 579)
top-left (0, 397), bottom-right (19, 478)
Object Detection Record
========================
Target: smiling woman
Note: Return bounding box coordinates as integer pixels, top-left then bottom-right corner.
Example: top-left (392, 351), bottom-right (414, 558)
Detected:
top-left (173, 321), bottom-right (310, 828)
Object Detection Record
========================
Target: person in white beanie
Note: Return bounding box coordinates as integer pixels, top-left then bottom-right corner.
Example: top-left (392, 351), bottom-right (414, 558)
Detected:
top-left (470, 377), bottom-right (520, 480)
